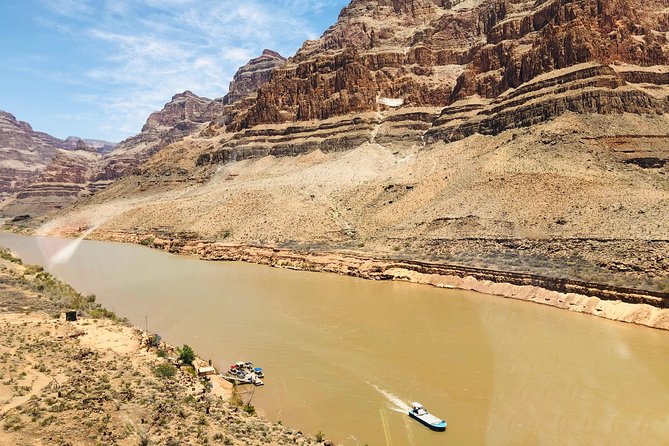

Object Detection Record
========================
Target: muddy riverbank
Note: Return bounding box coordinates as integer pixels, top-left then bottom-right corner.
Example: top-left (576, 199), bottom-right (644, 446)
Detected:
top-left (87, 230), bottom-right (669, 331)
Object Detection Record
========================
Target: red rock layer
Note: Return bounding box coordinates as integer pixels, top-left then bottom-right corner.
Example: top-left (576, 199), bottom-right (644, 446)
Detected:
top-left (223, 0), bottom-right (669, 132)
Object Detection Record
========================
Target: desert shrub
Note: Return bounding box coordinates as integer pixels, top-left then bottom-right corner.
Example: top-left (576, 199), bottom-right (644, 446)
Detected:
top-left (0, 248), bottom-right (22, 264)
top-left (655, 277), bottom-right (669, 293)
top-left (23, 264), bottom-right (43, 275)
top-left (153, 363), bottom-right (177, 379)
top-left (139, 237), bottom-right (155, 247)
top-left (315, 431), bottom-right (325, 442)
top-left (177, 345), bottom-right (195, 365)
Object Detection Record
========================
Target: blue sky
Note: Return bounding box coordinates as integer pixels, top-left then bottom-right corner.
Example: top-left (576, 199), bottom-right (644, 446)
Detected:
top-left (0, 0), bottom-right (349, 142)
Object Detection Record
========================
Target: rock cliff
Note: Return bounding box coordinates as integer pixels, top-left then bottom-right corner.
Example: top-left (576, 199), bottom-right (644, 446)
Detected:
top-left (1, 148), bottom-right (102, 217)
top-left (1, 92), bottom-right (223, 218)
top-left (0, 111), bottom-right (84, 203)
top-left (64, 136), bottom-right (117, 154)
top-left (1, 47), bottom-right (285, 218)
top-left (222, 50), bottom-right (287, 105)
top-left (23, 0), bottom-right (669, 295)
top-left (189, 0), bottom-right (669, 164)
top-left (99, 91), bottom-right (225, 180)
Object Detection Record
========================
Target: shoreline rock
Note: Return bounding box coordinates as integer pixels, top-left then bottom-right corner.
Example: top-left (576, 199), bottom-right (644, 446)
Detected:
top-left (77, 230), bottom-right (669, 331)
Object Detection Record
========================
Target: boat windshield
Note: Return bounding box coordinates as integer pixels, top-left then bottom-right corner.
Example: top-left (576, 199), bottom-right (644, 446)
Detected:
top-left (413, 406), bottom-right (428, 415)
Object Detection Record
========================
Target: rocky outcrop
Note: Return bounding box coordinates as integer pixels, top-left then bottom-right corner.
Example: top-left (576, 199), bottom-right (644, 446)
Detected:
top-left (64, 136), bottom-right (117, 154)
top-left (0, 149), bottom-right (102, 217)
top-left (222, 50), bottom-right (287, 105)
top-left (0, 111), bottom-right (91, 203)
top-left (94, 91), bottom-right (225, 181)
top-left (452, 0), bottom-right (669, 100)
top-left (0, 111), bottom-right (65, 200)
top-left (190, 0), bottom-right (669, 166)
top-left (1, 92), bottom-right (224, 217)
top-left (426, 63), bottom-right (669, 142)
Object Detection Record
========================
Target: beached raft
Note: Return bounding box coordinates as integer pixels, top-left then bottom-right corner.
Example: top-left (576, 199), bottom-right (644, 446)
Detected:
top-left (223, 361), bottom-right (265, 386)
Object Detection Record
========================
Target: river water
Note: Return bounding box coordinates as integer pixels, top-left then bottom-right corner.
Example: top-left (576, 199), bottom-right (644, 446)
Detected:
top-left (1, 232), bottom-right (668, 445)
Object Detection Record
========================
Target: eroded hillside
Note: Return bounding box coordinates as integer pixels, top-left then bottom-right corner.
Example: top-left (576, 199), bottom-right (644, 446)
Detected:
top-left (31, 0), bottom-right (669, 292)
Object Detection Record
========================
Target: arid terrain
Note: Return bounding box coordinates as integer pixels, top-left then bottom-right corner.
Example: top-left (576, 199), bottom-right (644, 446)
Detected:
top-left (0, 248), bottom-right (329, 445)
top-left (34, 111), bottom-right (669, 294)
top-left (3, 0), bottom-right (669, 303)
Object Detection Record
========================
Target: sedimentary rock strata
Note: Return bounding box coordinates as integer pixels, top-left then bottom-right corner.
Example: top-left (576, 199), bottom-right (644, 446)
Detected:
top-left (0, 111), bottom-right (118, 215)
top-left (222, 49), bottom-right (287, 105)
top-left (1, 149), bottom-right (102, 217)
top-left (183, 0), bottom-right (668, 166)
top-left (17, 0), bottom-right (669, 300)
top-left (100, 91), bottom-right (225, 180)
top-left (0, 111), bottom-right (71, 201)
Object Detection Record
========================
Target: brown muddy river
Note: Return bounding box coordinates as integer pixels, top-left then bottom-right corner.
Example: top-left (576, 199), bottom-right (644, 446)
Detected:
top-left (1, 232), bottom-right (668, 445)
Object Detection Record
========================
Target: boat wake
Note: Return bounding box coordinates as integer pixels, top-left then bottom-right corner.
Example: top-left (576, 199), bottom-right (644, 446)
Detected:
top-left (371, 384), bottom-right (411, 413)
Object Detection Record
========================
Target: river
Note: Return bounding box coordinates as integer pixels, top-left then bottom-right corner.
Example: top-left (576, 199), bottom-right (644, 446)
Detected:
top-left (1, 232), bottom-right (668, 445)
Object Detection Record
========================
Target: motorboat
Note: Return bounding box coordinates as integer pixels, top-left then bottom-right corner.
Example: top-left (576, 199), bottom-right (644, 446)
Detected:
top-left (250, 375), bottom-right (264, 386)
top-left (408, 402), bottom-right (446, 431)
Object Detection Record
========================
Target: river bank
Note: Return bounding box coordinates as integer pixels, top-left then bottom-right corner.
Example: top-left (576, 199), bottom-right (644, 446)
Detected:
top-left (78, 229), bottom-right (669, 331)
top-left (0, 247), bottom-right (330, 446)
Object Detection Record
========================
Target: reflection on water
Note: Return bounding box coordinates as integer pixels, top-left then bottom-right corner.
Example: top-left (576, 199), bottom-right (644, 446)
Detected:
top-left (1, 232), bottom-right (669, 445)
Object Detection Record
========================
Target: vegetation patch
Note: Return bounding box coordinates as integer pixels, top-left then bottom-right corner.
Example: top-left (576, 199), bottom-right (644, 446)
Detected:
top-left (153, 363), bottom-right (177, 379)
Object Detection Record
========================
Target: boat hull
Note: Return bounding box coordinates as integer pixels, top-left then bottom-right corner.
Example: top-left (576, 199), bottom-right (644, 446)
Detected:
top-left (408, 412), bottom-right (447, 431)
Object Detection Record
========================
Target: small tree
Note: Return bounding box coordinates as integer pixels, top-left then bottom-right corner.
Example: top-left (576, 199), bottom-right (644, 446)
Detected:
top-left (177, 345), bottom-right (195, 365)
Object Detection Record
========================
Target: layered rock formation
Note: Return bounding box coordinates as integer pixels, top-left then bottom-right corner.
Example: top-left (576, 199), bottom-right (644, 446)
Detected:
top-left (27, 0), bottom-right (669, 296)
top-left (2, 48), bottom-right (286, 218)
top-left (0, 111), bottom-right (70, 202)
top-left (222, 50), bottom-right (287, 105)
top-left (99, 91), bottom-right (225, 180)
top-left (187, 0), bottom-right (669, 165)
top-left (0, 111), bottom-right (118, 212)
top-left (1, 148), bottom-right (102, 217)
top-left (64, 136), bottom-right (117, 154)
top-left (1, 92), bottom-right (224, 218)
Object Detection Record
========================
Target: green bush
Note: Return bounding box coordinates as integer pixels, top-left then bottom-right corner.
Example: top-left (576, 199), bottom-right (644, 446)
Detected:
top-left (177, 345), bottom-right (195, 365)
top-left (139, 237), bottom-right (155, 247)
top-left (0, 248), bottom-right (22, 264)
top-left (153, 363), bottom-right (176, 379)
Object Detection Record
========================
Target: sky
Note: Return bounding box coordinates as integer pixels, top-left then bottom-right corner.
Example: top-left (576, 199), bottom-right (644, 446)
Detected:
top-left (0, 0), bottom-right (349, 142)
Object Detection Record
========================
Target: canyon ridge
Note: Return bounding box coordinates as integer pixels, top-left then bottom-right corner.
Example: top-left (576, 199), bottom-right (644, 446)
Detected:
top-left (3, 0), bottom-right (669, 295)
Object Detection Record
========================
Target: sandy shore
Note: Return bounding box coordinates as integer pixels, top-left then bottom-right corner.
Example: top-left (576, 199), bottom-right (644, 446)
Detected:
top-left (82, 230), bottom-right (669, 331)
top-left (0, 248), bottom-right (330, 446)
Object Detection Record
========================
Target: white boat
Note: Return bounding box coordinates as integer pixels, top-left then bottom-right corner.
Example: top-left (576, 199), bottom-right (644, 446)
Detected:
top-left (408, 402), bottom-right (447, 431)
